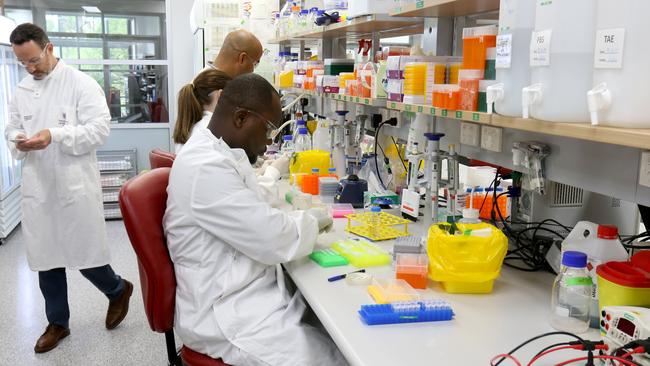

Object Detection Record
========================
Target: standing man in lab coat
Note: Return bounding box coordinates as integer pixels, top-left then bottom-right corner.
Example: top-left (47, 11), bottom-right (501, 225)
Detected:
top-left (164, 73), bottom-right (347, 366)
top-left (207, 29), bottom-right (264, 77)
top-left (5, 23), bottom-right (133, 353)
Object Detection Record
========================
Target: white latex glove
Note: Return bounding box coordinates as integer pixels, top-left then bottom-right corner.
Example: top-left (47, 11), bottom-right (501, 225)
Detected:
top-left (307, 207), bottom-right (334, 233)
top-left (270, 155), bottom-right (290, 176)
top-left (256, 159), bottom-right (273, 175)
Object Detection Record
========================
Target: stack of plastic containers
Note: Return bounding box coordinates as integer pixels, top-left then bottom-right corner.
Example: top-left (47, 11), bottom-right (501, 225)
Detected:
top-left (587, 0), bottom-right (650, 128)
top-left (487, 0), bottom-right (536, 116)
top-left (458, 69), bottom-right (482, 111)
top-left (461, 25), bottom-right (497, 76)
top-left (403, 62), bottom-right (427, 104)
top-left (396, 253), bottom-right (429, 289)
top-left (425, 63), bottom-right (447, 105)
top-left (523, 0), bottom-right (596, 122)
top-left (318, 176), bottom-right (339, 203)
top-left (432, 85), bottom-right (460, 110)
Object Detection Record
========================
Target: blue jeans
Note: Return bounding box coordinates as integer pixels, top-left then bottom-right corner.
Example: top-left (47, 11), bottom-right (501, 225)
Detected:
top-left (38, 265), bottom-right (125, 328)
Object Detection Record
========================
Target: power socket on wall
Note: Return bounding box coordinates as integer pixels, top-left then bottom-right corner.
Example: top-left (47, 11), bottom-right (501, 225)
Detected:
top-left (460, 122), bottom-right (480, 147)
top-left (481, 126), bottom-right (503, 152)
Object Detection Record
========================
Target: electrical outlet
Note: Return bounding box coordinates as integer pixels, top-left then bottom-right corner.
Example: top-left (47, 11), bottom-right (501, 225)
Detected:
top-left (460, 122), bottom-right (480, 147)
top-left (379, 109), bottom-right (390, 125)
top-left (389, 110), bottom-right (402, 128)
top-left (640, 151), bottom-right (650, 187)
top-left (480, 126), bottom-right (503, 152)
top-left (355, 104), bottom-right (365, 117)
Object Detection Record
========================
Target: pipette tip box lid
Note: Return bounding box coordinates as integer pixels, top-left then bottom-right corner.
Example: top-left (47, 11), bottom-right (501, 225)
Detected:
top-left (367, 278), bottom-right (419, 304)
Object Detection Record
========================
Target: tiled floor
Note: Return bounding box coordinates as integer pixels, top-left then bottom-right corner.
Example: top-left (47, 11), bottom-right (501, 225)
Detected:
top-left (0, 221), bottom-right (172, 365)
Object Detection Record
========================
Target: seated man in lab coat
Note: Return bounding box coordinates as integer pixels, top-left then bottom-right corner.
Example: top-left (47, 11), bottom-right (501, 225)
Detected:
top-left (164, 73), bottom-right (347, 366)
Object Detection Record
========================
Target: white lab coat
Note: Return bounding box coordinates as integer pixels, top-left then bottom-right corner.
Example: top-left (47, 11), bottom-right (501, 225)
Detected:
top-left (5, 60), bottom-right (111, 271)
top-left (174, 110), bottom-right (212, 154)
top-left (164, 128), bottom-right (347, 366)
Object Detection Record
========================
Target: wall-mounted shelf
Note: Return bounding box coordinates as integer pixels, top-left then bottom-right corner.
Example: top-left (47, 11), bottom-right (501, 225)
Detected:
top-left (387, 101), bottom-right (492, 123)
top-left (281, 88), bottom-right (387, 107)
top-left (490, 115), bottom-right (650, 151)
top-left (391, 0), bottom-right (500, 17)
top-left (270, 15), bottom-right (424, 43)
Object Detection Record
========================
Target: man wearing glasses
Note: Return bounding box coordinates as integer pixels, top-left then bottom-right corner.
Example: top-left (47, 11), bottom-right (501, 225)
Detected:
top-left (5, 23), bottom-right (132, 353)
top-left (164, 74), bottom-right (346, 366)
top-left (207, 29), bottom-right (264, 77)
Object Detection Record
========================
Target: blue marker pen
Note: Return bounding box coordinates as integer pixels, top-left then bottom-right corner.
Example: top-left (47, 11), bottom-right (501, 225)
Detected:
top-left (327, 269), bottom-right (366, 282)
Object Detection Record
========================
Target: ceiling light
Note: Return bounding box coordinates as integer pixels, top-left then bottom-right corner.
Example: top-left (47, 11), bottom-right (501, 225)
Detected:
top-left (81, 6), bottom-right (102, 13)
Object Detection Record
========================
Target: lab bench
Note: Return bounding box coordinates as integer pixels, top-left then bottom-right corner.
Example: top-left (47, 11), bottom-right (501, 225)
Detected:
top-left (283, 201), bottom-right (600, 366)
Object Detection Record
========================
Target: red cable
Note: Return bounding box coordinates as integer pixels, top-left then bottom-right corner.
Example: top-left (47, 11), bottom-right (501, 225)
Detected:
top-left (527, 345), bottom-right (577, 366)
top-left (554, 355), bottom-right (638, 366)
top-left (621, 346), bottom-right (644, 359)
top-left (490, 353), bottom-right (523, 366)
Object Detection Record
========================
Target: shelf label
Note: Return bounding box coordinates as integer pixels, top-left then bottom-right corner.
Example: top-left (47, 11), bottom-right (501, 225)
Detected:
top-left (364, 98), bottom-right (369, 104)
top-left (416, 1), bottom-right (424, 9)
top-left (496, 34), bottom-right (513, 69)
top-left (430, 108), bottom-right (436, 115)
top-left (441, 110), bottom-right (448, 117)
top-left (473, 113), bottom-right (480, 121)
top-left (356, 97), bottom-right (360, 103)
top-left (405, 105), bottom-right (412, 112)
top-left (344, 96), bottom-right (348, 101)
top-left (530, 29), bottom-right (552, 66)
top-left (417, 106), bottom-right (424, 113)
top-left (594, 28), bottom-right (625, 69)
top-left (391, 102), bottom-right (397, 109)
top-left (455, 111), bottom-right (463, 119)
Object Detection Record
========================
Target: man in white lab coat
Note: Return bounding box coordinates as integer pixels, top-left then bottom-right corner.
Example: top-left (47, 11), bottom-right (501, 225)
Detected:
top-left (207, 29), bottom-right (263, 77)
top-left (164, 73), bottom-right (347, 366)
top-left (5, 23), bottom-right (133, 353)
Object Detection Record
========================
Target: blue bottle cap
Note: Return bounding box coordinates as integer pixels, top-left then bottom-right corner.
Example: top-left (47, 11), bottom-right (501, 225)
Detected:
top-left (312, 168), bottom-right (319, 173)
top-left (310, 7), bottom-right (319, 12)
top-left (371, 206), bottom-right (381, 213)
top-left (299, 127), bottom-right (308, 134)
top-left (296, 119), bottom-right (306, 125)
top-left (328, 168), bottom-right (336, 172)
top-left (475, 187), bottom-right (485, 192)
top-left (562, 251), bottom-right (588, 268)
top-left (283, 135), bottom-right (293, 141)
top-left (301, 10), bottom-right (309, 14)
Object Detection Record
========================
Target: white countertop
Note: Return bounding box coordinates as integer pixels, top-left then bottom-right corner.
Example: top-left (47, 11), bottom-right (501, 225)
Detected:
top-left (284, 206), bottom-right (600, 366)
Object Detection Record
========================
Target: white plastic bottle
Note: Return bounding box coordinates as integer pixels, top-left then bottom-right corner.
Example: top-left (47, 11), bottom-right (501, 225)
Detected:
top-left (312, 116), bottom-right (331, 151)
top-left (486, 0), bottom-right (536, 117)
top-left (295, 128), bottom-right (312, 152)
top-left (279, 0), bottom-right (292, 37)
top-left (587, 0), bottom-right (650, 128)
top-left (561, 222), bottom-right (629, 328)
top-left (550, 251), bottom-right (592, 333)
top-left (522, 0), bottom-right (596, 122)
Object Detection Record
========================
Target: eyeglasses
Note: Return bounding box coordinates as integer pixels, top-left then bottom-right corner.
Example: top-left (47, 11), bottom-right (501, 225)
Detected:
top-left (237, 108), bottom-right (278, 139)
top-left (17, 43), bottom-right (50, 68)
top-left (242, 52), bottom-right (260, 69)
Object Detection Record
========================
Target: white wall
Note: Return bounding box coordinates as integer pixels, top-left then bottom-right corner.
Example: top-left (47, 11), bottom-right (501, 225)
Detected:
top-left (166, 0), bottom-right (195, 146)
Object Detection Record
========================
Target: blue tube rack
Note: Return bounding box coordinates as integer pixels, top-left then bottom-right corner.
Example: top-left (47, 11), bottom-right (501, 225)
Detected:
top-left (359, 300), bottom-right (454, 325)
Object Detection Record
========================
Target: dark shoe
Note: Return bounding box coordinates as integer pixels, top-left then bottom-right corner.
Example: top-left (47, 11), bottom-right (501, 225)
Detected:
top-left (34, 324), bottom-right (70, 353)
top-left (105, 280), bottom-right (133, 330)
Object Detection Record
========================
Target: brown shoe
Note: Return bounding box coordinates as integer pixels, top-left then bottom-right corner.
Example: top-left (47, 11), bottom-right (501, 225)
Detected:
top-left (106, 280), bottom-right (133, 330)
top-left (34, 324), bottom-right (70, 353)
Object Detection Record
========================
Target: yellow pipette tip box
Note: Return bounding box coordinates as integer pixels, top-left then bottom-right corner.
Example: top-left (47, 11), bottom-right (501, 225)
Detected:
top-left (367, 278), bottom-right (419, 304)
top-left (331, 239), bottom-right (391, 268)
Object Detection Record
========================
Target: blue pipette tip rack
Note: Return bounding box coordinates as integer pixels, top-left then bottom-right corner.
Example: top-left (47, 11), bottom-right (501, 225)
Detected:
top-left (359, 300), bottom-right (454, 325)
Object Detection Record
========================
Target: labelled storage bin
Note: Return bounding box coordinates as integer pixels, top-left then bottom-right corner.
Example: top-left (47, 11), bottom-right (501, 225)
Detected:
top-left (103, 203), bottom-right (122, 220)
top-left (100, 173), bottom-right (129, 188)
top-left (102, 187), bottom-right (120, 203)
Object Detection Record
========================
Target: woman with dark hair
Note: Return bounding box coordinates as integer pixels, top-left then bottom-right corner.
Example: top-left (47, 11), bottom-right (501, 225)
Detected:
top-left (173, 69), bottom-right (231, 153)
